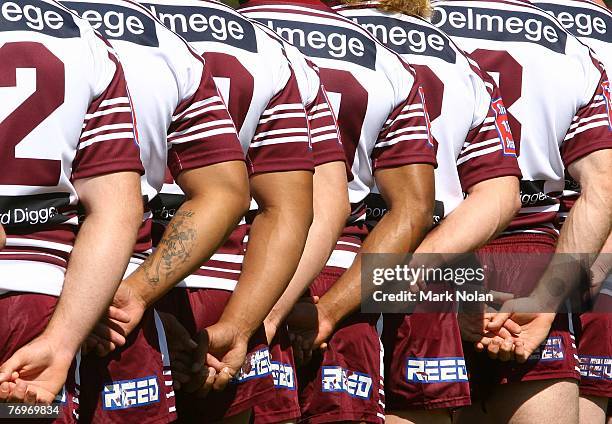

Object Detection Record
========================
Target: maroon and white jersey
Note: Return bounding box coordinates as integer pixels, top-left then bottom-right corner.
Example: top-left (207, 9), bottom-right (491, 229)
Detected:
top-left (336, 2), bottom-right (521, 226)
top-left (0, 0), bottom-right (144, 295)
top-left (433, 0), bottom-right (612, 236)
top-left (252, 20), bottom-right (346, 167)
top-left (144, 0), bottom-right (315, 290)
top-left (61, 0), bottom-right (244, 257)
top-left (241, 0), bottom-right (438, 269)
top-left (532, 0), bottom-right (612, 225)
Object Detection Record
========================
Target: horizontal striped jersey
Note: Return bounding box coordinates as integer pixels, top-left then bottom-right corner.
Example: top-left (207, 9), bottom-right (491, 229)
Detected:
top-left (145, 0), bottom-right (316, 290)
top-left (532, 0), bottom-right (612, 226)
top-left (0, 0), bottom-right (144, 295)
top-left (432, 0), bottom-right (612, 236)
top-left (336, 2), bottom-right (521, 228)
top-left (61, 0), bottom-right (244, 255)
top-left (241, 0), bottom-right (438, 269)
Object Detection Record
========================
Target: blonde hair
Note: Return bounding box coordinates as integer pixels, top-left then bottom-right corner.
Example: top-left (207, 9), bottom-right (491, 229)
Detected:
top-left (343, 0), bottom-right (432, 18)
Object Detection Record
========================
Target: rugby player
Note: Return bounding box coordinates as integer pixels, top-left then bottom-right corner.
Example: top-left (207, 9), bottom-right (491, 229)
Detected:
top-left (529, 0), bottom-right (612, 422)
top-left (58, 0), bottom-right (247, 420)
top-left (241, 1), bottom-right (438, 422)
top-left (335, 1), bottom-right (522, 423)
top-left (0, 0), bottom-right (144, 413)
top-left (84, 1), bottom-right (318, 422)
top-left (430, 0), bottom-right (612, 422)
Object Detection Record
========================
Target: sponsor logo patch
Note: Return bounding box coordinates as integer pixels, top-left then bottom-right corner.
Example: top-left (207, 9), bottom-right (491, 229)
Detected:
top-left (491, 98), bottom-right (516, 156)
top-left (406, 357), bottom-right (468, 383)
top-left (102, 376), bottom-right (159, 410)
top-left (529, 336), bottom-right (564, 361)
top-left (271, 361), bottom-right (295, 389)
top-left (578, 356), bottom-right (612, 380)
top-left (235, 348), bottom-right (272, 382)
top-left (321, 366), bottom-right (373, 399)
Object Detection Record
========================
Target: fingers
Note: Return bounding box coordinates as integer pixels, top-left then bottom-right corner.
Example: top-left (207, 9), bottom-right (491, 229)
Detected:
top-left (486, 337), bottom-right (501, 360)
top-left (212, 367), bottom-right (232, 392)
top-left (0, 353), bottom-right (26, 383)
top-left (497, 337), bottom-right (515, 362)
top-left (488, 290), bottom-right (515, 305)
top-left (486, 312), bottom-right (511, 332)
top-left (0, 382), bottom-right (14, 402)
top-left (514, 341), bottom-right (527, 363)
top-left (195, 367), bottom-right (216, 398)
top-left (7, 380), bottom-right (27, 403)
top-left (502, 319), bottom-right (521, 335)
top-left (108, 306), bottom-right (131, 324)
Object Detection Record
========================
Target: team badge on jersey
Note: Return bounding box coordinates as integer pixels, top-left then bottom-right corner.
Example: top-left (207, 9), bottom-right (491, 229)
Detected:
top-left (491, 98), bottom-right (516, 156)
top-left (601, 80), bottom-right (612, 130)
top-left (418, 86), bottom-right (435, 148)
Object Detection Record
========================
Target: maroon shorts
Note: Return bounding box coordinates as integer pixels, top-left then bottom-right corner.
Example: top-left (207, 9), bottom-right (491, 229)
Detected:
top-left (0, 293), bottom-right (75, 423)
top-left (464, 233), bottom-right (579, 400)
top-left (574, 289), bottom-right (612, 399)
top-left (298, 267), bottom-right (384, 424)
top-left (74, 309), bottom-right (176, 424)
top-left (382, 312), bottom-right (470, 411)
top-left (252, 325), bottom-right (300, 424)
top-left (157, 288), bottom-right (274, 422)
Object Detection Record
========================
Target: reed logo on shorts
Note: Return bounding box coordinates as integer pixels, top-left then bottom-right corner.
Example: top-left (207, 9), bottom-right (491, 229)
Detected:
top-left (321, 366), bottom-right (373, 399)
top-left (102, 376), bottom-right (159, 410)
top-left (271, 361), bottom-right (295, 389)
top-left (406, 357), bottom-right (468, 383)
top-left (529, 336), bottom-right (564, 361)
top-left (578, 356), bottom-right (612, 380)
top-left (235, 348), bottom-right (272, 382)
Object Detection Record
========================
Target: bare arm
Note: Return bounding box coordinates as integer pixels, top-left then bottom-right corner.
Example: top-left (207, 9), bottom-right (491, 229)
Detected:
top-left (415, 176), bottom-right (520, 254)
top-left (216, 170), bottom-right (314, 340)
top-left (316, 164), bottom-right (435, 331)
top-left (264, 161), bottom-right (349, 338)
top-left (531, 149), bottom-right (612, 310)
top-left (125, 161), bottom-right (250, 308)
top-left (0, 224), bottom-right (5, 250)
top-left (43, 171), bottom-right (142, 356)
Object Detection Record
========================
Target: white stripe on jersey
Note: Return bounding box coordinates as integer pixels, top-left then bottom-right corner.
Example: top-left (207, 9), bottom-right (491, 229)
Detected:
top-left (564, 119), bottom-right (610, 140)
top-left (6, 238), bottom-right (73, 252)
top-left (168, 119), bottom-right (235, 139)
top-left (261, 103), bottom-right (305, 116)
top-left (169, 126), bottom-right (238, 145)
top-left (376, 133), bottom-right (430, 148)
top-left (83, 106), bottom-right (132, 121)
top-left (309, 110), bottom-right (333, 120)
top-left (310, 124), bottom-right (338, 135)
top-left (568, 113), bottom-right (608, 130)
top-left (386, 126), bottom-right (428, 138)
top-left (258, 112), bottom-right (307, 125)
top-left (456, 145), bottom-right (502, 165)
top-left (250, 135), bottom-right (310, 148)
top-left (172, 96), bottom-right (223, 121)
top-left (99, 97), bottom-right (130, 108)
top-left (80, 123), bottom-right (133, 138)
top-left (253, 127), bottom-right (309, 140)
top-left (78, 131), bottom-right (135, 149)
top-left (459, 137), bottom-right (500, 154)
top-left (312, 133), bottom-right (340, 143)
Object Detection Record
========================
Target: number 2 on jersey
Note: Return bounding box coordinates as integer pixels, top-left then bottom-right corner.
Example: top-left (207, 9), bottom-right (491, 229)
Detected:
top-left (0, 42), bottom-right (64, 186)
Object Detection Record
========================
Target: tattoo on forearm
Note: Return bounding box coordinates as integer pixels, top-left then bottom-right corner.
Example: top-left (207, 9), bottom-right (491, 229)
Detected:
top-left (143, 210), bottom-right (196, 286)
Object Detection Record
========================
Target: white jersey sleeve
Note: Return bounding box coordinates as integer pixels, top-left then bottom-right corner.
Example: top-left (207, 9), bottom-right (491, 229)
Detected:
top-left (432, 0), bottom-right (612, 236)
top-left (533, 0), bottom-right (612, 225)
top-left (337, 4), bottom-right (521, 223)
top-left (0, 0), bottom-right (143, 295)
top-left (61, 0), bottom-right (244, 253)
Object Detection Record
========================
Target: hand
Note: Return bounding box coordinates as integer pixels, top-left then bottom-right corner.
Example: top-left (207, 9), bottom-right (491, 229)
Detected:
top-left (198, 321), bottom-right (249, 393)
top-left (263, 317), bottom-right (279, 345)
top-left (286, 298), bottom-right (334, 366)
top-left (155, 312), bottom-right (213, 395)
top-left (84, 282), bottom-right (146, 357)
top-left (486, 296), bottom-right (556, 363)
top-left (0, 336), bottom-right (74, 404)
top-left (589, 258), bottom-right (611, 300)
